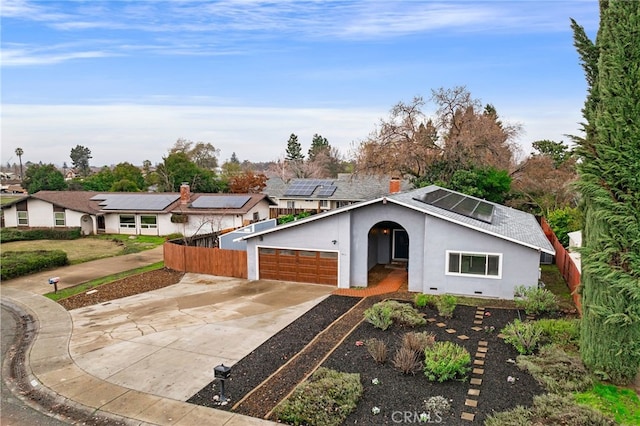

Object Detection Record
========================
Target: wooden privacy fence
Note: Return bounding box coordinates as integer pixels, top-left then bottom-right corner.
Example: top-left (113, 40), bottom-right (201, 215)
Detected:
top-left (541, 218), bottom-right (582, 314)
top-left (163, 241), bottom-right (247, 278)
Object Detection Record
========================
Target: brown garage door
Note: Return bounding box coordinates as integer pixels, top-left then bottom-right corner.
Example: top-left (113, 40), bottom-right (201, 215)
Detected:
top-left (258, 248), bottom-right (338, 285)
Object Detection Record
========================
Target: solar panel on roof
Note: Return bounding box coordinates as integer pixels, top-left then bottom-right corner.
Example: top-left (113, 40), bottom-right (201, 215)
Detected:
top-left (284, 179), bottom-right (334, 197)
top-left (317, 185), bottom-right (337, 197)
top-left (92, 194), bottom-right (180, 211)
top-left (191, 195), bottom-right (251, 209)
top-left (413, 188), bottom-right (495, 224)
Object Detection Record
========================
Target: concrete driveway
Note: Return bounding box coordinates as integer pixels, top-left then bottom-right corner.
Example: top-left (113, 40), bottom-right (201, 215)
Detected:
top-left (67, 273), bottom-right (334, 402)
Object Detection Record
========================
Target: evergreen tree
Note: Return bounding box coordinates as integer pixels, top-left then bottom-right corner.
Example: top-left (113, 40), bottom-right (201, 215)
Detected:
top-left (308, 134), bottom-right (330, 161)
top-left (573, 0), bottom-right (640, 384)
top-left (23, 163), bottom-right (67, 193)
top-left (285, 133), bottom-right (304, 162)
top-left (70, 145), bottom-right (92, 177)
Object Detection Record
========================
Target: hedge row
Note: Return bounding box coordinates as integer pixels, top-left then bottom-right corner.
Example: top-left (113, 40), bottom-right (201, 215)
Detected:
top-left (0, 227), bottom-right (82, 243)
top-left (1, 250), bottom-right (69, 281)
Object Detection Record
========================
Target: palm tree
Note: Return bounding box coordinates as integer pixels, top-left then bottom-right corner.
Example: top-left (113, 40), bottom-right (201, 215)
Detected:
top-left (15, 147), bottom-right (24, 182)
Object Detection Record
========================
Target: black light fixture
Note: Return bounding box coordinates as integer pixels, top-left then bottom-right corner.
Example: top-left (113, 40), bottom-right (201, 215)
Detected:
top-left (213, 364), bottom-right (232, 403)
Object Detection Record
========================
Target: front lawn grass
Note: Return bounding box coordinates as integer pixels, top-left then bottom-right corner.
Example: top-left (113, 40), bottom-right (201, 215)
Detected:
top-left (540, 264), bottom-right (575, 311)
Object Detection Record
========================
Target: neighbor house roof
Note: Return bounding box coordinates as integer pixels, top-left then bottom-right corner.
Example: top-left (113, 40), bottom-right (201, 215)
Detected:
top-left (264, 174), bottom-right (412, 202)
top-left (18, 191), bottom-right (272, 215)
top-left (245, 185), bottom-right (555, 255)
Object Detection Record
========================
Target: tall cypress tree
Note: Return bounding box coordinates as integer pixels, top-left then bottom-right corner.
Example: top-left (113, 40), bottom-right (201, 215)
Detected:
top-left (285, 133), bottom-right (304, 162)
top-left (573, 0), bottom-right (640, 384)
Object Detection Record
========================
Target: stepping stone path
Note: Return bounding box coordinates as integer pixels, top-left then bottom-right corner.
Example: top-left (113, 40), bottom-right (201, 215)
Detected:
top-left (461, 306), bottom-right (489, 422)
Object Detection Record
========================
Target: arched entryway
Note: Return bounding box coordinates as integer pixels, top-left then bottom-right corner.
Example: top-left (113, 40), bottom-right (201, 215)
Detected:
top-left (366, 221), bottom-right (409, 287)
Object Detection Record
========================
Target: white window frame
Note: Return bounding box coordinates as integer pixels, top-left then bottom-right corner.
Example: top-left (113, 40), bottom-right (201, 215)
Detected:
top-left (54, 211), bottom-right (65, 227)
top-left (286, 200), bottom-right (295, 209)
top-left (445, 250), bottom-right (502, 279)
top-left (140, 215), bottom-right (158, 229)
top-left (17, 211), bottom-right (28, 226)
top-left (319, 199), bottom-right (330, 209)
top-left (119, 214), bottom-right (136, 229)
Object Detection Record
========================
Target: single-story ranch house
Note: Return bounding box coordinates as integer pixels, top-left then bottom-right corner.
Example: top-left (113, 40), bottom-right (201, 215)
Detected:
top-left (243, 185), bottom-right (555, 299)
top-left (1, 184), bottom-right (272, 237)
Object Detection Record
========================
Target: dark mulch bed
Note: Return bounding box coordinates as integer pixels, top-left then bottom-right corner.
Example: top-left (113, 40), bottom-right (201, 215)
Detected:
top-left (188, 297), bottom-right (546, 424)
top-left (58, 268), bottom-right (184, 310)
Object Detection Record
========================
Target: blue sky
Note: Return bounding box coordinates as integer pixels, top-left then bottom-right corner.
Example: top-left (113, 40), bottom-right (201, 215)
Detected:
top-left (1, 0), bottom-right (599, 169)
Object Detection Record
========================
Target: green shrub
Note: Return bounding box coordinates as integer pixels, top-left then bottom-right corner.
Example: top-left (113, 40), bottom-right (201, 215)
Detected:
top-left (364, 300), bottom-right (426, 330)
top-left (485, 393), bottom-right (615, 426)
top-left (1, 250), bottom-right (69, 280)
top-left (365, 338), bottom-right (388, 364)
top-left (536, 318), bottom-right (580, 352)
top-left (501, 320), bottom-right (543, 355)
top-left (423, 341), bottom-right (471, 382)
top-left (414, 293), bottom-right (436, 308)
top-left (516, 345), bottom-right (592, 393)
top-left (274, 367), bottom-right (362, 426)
top-left (0, 227), bottom-right (82, 243)
top-left (546, 206), bottom-right (582, 248)
top-left (514, 285), bottom-right (559, 316)
top-left (435, 294), bottom-right (457, 318)
top-left (364, 303), bottom-right (394, 330)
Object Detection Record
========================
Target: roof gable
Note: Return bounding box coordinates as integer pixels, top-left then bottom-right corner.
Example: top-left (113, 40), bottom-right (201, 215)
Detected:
top-left (246, 185), bottom-right (555, 254)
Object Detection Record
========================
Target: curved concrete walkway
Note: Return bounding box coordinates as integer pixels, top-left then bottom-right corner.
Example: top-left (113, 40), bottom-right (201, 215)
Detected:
top-left (1, 248), bottom-right (334, 425)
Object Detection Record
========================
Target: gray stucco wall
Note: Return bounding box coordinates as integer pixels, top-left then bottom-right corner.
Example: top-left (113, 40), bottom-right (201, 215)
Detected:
top-left (422, 216), bottom-right (541, 299)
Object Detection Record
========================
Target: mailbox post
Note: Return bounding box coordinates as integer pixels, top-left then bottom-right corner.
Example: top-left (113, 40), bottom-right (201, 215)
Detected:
top-left (213, 364), bottom-right (231, 403)
top-left (48, 277), bottom-right (60, 293)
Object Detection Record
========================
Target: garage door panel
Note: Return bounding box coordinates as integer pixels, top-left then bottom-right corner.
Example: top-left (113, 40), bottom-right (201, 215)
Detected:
top-left (258, 248), bottom-right (337, 286)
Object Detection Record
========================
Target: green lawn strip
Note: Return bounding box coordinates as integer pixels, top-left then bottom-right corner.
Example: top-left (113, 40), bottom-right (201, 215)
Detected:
top-left (44, 261), bottom-right (165, 302)
top-left (574, 383), bottom-right (640, 425)
top-left (540, 264), bottom-right (575, 310)
top-left (93, 234), bottom-right (168, 254)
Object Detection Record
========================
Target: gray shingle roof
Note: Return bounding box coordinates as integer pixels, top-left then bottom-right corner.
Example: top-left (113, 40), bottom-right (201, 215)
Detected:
top-left (389, 186), bottom-right (555, 254)
top-left (264, 174), bottom-right (412, 201)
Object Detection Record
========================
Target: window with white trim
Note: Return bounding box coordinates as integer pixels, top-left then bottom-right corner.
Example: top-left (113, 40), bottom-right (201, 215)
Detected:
top-left (286, 201), bottom-right (295, 209)
top-left (140, 215), bottom-right (157, 229)
top-left (54, 212), bottom-right (65, 226)
top-left (319, 199), bottom-right (329, 209)
top-left (446, 251), bottom-right (501, 278)
top-left (119, 214), bottom-right (136, 228)
top-left (17, 211), bottom-right (28, 226)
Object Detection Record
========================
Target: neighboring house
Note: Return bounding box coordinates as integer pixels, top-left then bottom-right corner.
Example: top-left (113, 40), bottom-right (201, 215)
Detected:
top-left (1, 184), bottom-right (273, 237)
top-left (264, 174), bottom-right (411, 218)
top-left (243, 185), bottom-right (555, 299)
top-left (567, 230), bottom-right (582, 272)
top-left (218, 219), bottom-right (277, 251)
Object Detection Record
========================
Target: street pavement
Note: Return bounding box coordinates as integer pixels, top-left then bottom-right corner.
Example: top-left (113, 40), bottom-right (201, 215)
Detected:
top-left (1, 247), bottom-right (335, 425)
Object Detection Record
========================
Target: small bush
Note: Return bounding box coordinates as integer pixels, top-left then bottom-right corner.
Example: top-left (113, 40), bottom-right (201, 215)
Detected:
top-left (485, 393), bottom-right (615, 426)
top-left (393, 346), bottom-right (422, 375)
top-left (402, 331), bottom-right (435, 353)
top-left (536, 318), bottom-right (580, 352)
top-left (423, 341), bottom-right (471, 382)
top-left (274, 367), bottom-right (362, 426)
top-left (363, 303), bottom-right (394, 330)
top-left (0, 227), bottom-right (82, 243)
top-left (516, 345), bottom-right (593, 393)
top-left (364, 300), bottom-right (426, 330)
top-left (1, 250), bottom-right (69, 280)
top-left (435, 294), bottom-right (457, 318)
top-left (414, 293), bottom-right (436, 308)
top-left (365, 338), bottom-right (388, 364)
top-left (501, 320), bottom-right (543, 355)
top-left (514, 285), bottom-right (559, 316)
top-left (424, 396), bottom-right (451, 415)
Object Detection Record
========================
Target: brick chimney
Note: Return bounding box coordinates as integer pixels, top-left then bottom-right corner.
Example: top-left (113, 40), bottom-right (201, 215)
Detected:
top-left (180, 183), bottom-right (191, 204)
top-left (389, 177), bottom-right (401, 194)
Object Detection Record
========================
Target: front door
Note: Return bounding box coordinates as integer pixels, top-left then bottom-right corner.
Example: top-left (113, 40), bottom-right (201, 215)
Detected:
top-left (392, 229), bottom-right (409, 260)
